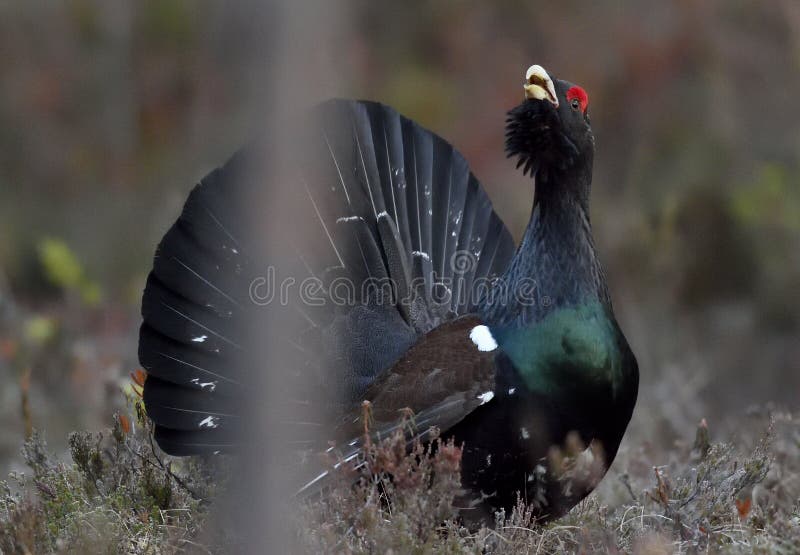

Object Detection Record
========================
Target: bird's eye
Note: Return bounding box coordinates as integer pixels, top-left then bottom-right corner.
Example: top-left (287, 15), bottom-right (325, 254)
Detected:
top-left (571, 98), bottom-right (581, 110)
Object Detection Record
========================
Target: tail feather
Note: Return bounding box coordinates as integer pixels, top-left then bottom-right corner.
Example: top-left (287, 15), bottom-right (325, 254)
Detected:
top-left (453, 175), bottom-right (482, 312)
top-left (140, 99), bottom-right (516, 459)
top-left (152, 224), bottom-right (245, 312)
top-left (141, 276), bottom-right (241, 354)
top-left (138, 325), bottom-right (241, 395)
top-left (376, 212), bottom-right (414, 324)
top-left (144, 376), bottom-right (238, 432)
top-left (405, 122), bottom-right (434, 267)
top-left (154, 427), bottom-right (236, 456)
top-left (375, 104), bottom-right (412, 250)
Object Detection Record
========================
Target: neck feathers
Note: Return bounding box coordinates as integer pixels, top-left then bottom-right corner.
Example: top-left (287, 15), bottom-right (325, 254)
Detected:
top-left (481, 166), bottom-right (608, 328)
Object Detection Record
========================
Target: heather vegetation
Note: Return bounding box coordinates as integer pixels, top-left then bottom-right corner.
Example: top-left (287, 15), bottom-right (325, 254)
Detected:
top-left (0, 404), bottom-right (797, 553)
top-left (298, 408), bottom-right (800, 554)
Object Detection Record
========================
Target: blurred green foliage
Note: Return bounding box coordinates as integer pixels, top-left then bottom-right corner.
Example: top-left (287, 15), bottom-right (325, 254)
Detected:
top-left (732, 164), bottom-right (800, 231)
top-left (37, 239), bottom-right (83, 291)
top-left (24, 315), bottom-right (57, 345)
top-left (37, 238), bottom-right (102, 305)
top-left (140, 0), bottom-right (197, 49)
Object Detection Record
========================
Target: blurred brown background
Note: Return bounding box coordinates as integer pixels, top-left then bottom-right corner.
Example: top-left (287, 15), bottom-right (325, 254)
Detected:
top-left (0, 0), bottom-right (798, 475)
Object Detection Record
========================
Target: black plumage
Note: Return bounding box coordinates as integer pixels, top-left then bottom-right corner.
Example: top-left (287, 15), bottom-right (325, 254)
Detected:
top-left (139, 65), bottom-right (638, 523)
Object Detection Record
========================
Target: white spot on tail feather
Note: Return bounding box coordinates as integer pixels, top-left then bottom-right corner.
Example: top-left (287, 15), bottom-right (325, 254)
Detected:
top-left (192, 335), bottom-right (208, 343)
top-left (470, 325), bottom-right (498, 352)
top-left (198, 416), bottom-right (218, 429)
top-left (336, 215), bottom-right (362, 223)
top-left (412, 250), bottom-right (430, 261)
top-left (190, 378), bottom-right (217, 392)
top-left (520, 427), bottom-right (530, 439)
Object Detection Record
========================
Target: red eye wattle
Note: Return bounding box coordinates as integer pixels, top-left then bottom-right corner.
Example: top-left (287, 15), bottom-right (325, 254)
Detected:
top-left (566, 86), bottom-right (589, 113)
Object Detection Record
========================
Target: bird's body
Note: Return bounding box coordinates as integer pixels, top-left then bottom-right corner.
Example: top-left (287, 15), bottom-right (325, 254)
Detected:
top-left (139, 65), bottom-right (638, 523)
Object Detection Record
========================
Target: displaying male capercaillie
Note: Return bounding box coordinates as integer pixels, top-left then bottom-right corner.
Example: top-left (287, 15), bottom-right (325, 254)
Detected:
top-left (139, 64), bottom-right (639, 523)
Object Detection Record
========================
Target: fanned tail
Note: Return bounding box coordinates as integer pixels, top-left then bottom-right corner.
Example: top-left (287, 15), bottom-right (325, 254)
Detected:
top-left (139, 100), bottom-right (515, 457)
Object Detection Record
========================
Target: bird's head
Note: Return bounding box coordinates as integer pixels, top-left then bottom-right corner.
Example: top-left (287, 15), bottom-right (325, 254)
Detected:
top-left (505, 65), bottom-right (594, 178)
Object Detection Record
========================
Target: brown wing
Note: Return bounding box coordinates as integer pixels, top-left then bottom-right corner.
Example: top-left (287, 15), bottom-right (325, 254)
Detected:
top-left (295, 315), bottom-right (498, 496)
top-left (337, 315), bottom-right (498, 440)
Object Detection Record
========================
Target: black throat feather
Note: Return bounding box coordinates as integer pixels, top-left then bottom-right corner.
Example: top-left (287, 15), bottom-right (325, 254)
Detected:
top-left (504, 100), bottom-right (582, 178)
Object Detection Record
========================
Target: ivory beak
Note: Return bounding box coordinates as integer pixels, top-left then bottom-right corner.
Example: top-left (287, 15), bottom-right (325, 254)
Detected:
top-left (523, 64), bottom-right (559, 107)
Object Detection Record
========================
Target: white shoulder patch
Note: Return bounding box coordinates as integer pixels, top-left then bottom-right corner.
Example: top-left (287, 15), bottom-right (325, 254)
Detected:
top-left (477, 391), bottom-right (494, 405)
top-left (469, 325), bottom-right (498, 352)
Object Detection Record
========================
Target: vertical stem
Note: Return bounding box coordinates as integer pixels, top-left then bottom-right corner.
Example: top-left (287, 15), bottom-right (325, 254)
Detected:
top-left (20, 366), bottom-right (32, 439)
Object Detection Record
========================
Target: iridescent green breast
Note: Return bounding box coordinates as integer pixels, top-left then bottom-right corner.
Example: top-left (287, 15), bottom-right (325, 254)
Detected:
top-left (492, 301), bottom-right (625, 397)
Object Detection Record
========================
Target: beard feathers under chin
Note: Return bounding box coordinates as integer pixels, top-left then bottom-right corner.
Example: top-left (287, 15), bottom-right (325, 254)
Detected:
top-left (504, 103), bottom-right (578, 176)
